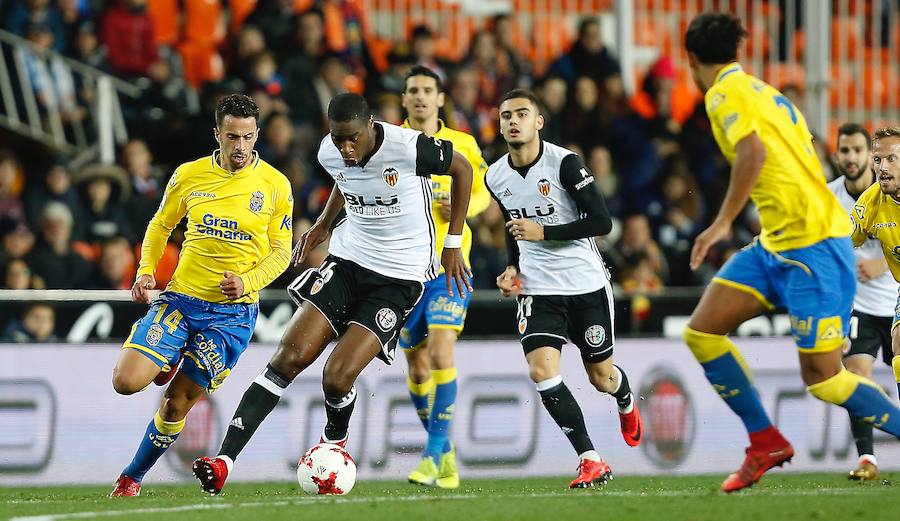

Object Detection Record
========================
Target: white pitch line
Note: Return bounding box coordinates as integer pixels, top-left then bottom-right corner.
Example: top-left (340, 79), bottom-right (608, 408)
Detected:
top-left (6, 487), bottom-right (884, 521)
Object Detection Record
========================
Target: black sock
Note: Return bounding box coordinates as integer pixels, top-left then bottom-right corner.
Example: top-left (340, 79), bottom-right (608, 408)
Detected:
top-left (611, 365), bottom-right (634, 411)
top-left (324, 386), bottom-right (357, 441)
top-left (538, 379), bottom-right (594, 454)
top-left (849, 413), bottom-right (874, 457)
top-left (219, 365), bottom-right (290, 461)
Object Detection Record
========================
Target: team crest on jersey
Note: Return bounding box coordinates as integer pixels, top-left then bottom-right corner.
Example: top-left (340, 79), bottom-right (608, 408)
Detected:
top-left (310, 277), bottom-right (325, 295)
top-left (383, 168), bottom-right (399, 188)
top-left (518, 317), bottom-right (527, 334)
top-left (376, 307), bottom-right (397, 332)
top-left (249, 191), bottom-right (264, 212)
top-left (537, 179), bottom-right (551, 197)
top-left (146, 324), bottom-right (164, 347)
top-left (584, 325), bottom-right (605, 347)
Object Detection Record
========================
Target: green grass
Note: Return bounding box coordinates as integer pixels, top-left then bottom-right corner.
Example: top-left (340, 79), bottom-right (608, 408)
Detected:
top-left (2, 474), bottom-right (899, 521)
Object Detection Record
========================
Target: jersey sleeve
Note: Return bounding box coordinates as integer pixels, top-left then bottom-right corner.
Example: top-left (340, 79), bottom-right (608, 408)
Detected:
top-left (461, 135), bottom-right (491, 218)
top-left (707, 84), bottom-right (760, 147)
top-left (415, 133), bottom-right (454, 176)
top-left (851, 195), bottom-right (873, 248)
top-left (542, 154), bottom-right (613, 241)
top-left (137, 169), bottom-right (187, 278)
top-left (241, 176), bottom-right (294, 293)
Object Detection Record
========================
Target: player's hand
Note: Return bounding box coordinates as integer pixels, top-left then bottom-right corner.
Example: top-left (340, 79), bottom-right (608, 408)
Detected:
top-left (220, 271), bottom-right (245, 300)
top-left (441, 247), bottom-right (473, 298)
top-left (131, 274), bottom-right (156, 304)
top-left (439, 199), bottom-right (452, 221)
top-left (293, 221), bottom-right (330, 266)
top-left (690, 219), bottom-right (732, 271)
top-left (507, 218), bottom-right (544, 241)
top-left (496, 265), bottom-right (520, 297)
top-left (857, 258), bottom-right (888, 283)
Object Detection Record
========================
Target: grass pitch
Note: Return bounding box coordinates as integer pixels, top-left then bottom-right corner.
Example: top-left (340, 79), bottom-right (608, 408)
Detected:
top-left (2, 473), bottom-right (898, 521)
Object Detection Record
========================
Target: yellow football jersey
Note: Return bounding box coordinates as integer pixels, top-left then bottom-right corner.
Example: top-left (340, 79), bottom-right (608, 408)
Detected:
top-left (402, 119), bottom-right (490, 269)
top-left (137, 152), bottom-right (293, 303)
top-left (851, 182), bottom-right (900, 282)
top-left (706, 63), bottom-right (850, 252)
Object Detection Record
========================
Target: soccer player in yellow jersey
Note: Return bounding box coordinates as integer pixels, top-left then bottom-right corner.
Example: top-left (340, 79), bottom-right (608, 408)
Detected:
top-left (109, 94), bottom-right (293, 496)
top-left (851, 127), bottom-right (900, 409)
top-left (683, 13), bottom-right (900, 493)
top-left (398, 65), bottom-right (490, 488)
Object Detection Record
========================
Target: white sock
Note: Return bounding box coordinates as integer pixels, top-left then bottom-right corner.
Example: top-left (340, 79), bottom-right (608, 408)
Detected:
top-left (578, 450), bottom-right (602, 462)
top-left (860, 454), bottom-right (877, 466)
top-left (216, 454), bottom-right (234, 474)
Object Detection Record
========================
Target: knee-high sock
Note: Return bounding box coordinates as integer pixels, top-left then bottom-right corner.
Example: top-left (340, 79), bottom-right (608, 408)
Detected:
top-left (537, 375), bottom-right (594, 455)
top-left (324, 386), bottom-right (357, 441)
top-left (407, 376), bottom-right (435, 431)
top-left (848, 411), bottom-right (875, 458)
top-left (893, 356), bottom-right (900, 404)
top-left (684, 327), bottom-right (773, 434)
top-left (425, 368), bottom-right (457, 461)
top-left (219, 364), bottom-right (290, 462)
top-left (808, 368), bottom-right (900, 437)
top-left (122, 410), bottom-right (185, 481)
top-left (610, 365), bottom-right (634, 413)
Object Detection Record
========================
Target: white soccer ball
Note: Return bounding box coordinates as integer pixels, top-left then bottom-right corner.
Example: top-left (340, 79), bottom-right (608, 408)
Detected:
top-left (296, 443), bottom-right (357, 495)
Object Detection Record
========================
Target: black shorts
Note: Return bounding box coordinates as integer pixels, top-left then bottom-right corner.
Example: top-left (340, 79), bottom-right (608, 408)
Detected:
top-left (288, 255), bottom-right (424, 364)
top-left (516, 286), bottom-right (615, 363)
top-left (845, 310), bottom-right (893, 366)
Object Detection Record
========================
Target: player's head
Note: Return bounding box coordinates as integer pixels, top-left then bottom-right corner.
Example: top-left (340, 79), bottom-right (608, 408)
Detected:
top-left (213, 94), bottom-right (260, 172)
top-left (402, 65), bottom-right (444, 124)
top-left (498, 89), bottom-right (544, 149)
top-left (872, 127), bottom-right (900, 196)
top-left (328, 93), bottom-right (374, 167)
top-left (684, 13), bottom-right (748, 92)
top-left (835, 123), bottom-right (871, 181)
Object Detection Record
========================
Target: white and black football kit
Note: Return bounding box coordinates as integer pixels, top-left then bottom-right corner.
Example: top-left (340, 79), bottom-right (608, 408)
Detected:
top-left (828, 176), bottom-right (898, 365)
top-left (289, 122), bottom-right (454, 364)
top-left (486, 141), bottom-right (615, 362)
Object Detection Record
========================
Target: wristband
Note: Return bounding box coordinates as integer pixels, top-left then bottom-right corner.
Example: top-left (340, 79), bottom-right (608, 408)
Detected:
top-left (444, 234), bottom-right (463, 249)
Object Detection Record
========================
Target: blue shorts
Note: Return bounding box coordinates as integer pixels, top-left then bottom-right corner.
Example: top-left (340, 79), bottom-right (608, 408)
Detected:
top-left (123, 292), bottom-right (259, 391)
top-left (715, 237), bottom-right (855, 352)
top-left (398, 275), bottom-right (472, 350)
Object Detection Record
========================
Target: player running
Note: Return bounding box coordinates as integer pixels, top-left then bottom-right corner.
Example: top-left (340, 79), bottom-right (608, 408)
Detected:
top-left (109, 94), bottom-right (293, 496)
top-left (683, 13), bottom-right (900, 493)
top-left (398, 65), bottom-right (490, 489)
top-left (192, 93), bottom-right (473, 495)
top-left (827, 123), bottom-right (897, 481)
top-left (489, 89), bottom-right (642, 489)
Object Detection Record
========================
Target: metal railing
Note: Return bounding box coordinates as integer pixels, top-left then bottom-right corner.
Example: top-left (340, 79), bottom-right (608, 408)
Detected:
top-left (0, 29), bottom-right (140, 166)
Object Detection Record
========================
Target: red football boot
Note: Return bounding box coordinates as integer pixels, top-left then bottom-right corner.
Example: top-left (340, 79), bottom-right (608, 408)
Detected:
top-left (619, 402), bottom-right (643, 447)
top-left (153, 354), bottom-right (183, 386)
top-left (569, 458), bottom-right (613, 489)
top-left (109, 474), bottom-right (141, 497)
top-left (721, 427), bottom-right (794, 493)
top-left (192, 456), bottom-right (229, 495)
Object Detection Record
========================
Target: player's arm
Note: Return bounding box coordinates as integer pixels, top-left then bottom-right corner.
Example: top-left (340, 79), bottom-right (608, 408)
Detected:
top-left (416, 134), bottom-right (473, 296)
top-left (294, 182), bottom-right (345, 265)
top-left (508, 154), bottom-right (612, 242)
top-left (236, 181), bottom-right (294, 297)
top-left (133, 170), bottom-right (186, 303)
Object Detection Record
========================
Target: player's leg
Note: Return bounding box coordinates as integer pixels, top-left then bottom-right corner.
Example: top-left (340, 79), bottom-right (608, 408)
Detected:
top-left (400, 294), bottom-right (433, 433)
top-left (112, 372), bottom-right (206, 496)
top-left (842, 312), bottom-right (880, 480)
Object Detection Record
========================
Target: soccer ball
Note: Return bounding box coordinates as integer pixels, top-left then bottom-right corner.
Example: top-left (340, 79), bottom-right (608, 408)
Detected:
top-left (296, 443), bottom-right (357, 495)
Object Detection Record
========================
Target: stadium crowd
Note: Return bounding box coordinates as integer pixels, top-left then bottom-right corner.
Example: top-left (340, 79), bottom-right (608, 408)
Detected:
top-left (0, 0), bottom-right (838, 340)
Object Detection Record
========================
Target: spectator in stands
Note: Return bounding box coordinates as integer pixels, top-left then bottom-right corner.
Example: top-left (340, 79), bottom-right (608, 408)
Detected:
top-left (245, 0), bottom-right (299, 53)
top-left (74, 164), bottom-right (133, 245)
top-left (228, 25), bottom-right (269, 83)
top-left (258, 112), bottom-right (299, 166)
top-left (246, 51), bottom-right (284, 97)
top-left (446, 68), bottom-right (495, 149)
top-left (620, 251), bottom-right (663, 296)
top-left (88, 236), bottom-right (135, 289)
top-left (0, 149), bottom-right (25, 225)
top-left (4, 0), bottom-right (66, 52)
top-left (24, 159), bottom-right (85, 240)
top-left (612, 214), bottom-right (668, 286)
top-left (632, 56), bottom-right (684, 160)
top-left (18, 22), bottom-right (84, 124)
top-left (563, 76), bottom-right (606, 152)
top-left (548, 17), bottom-right (623, 98)
top-left (410, 25), bottom-right (450, 82)
top-left (368, 45), bottom-right (415, 98)
top-left (469, 200), bottom-right (510, 290)
top-left (658, 157), bottom-right (705, 286)
top-left (2, 303), bottom-right (57, 343)
top-left (120, 139), bottom-right (163, 234)
top-left (3, 258), bottom-right (44, 290)
top-left (535, 75), bottom-right (567, 145)
top-left (586, 144), bottom-right (622, 219)
top-left (310, 53), bottom-right (349, 128)
top-left (27, 202), bottom-right (91, 289)
top-left (465, 30), bottom-right (514, 110)
top-left (0, 220), bottom-right (36, 266)
top-left (100, 0), bottom-right (160, 78)
top-left (490, 13), bottom-right (532, 89)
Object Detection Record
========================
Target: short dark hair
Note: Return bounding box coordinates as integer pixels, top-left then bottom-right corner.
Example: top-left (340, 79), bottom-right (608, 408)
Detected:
top-left (404, 65), bottom-right (443, 92)
top-left (500, 88), bottom-right (543, 114)
top-left (684, 13), bottom-right (748, 64)
top-left (837, 123), bottom-right (871, 149)
top-left (577, 17), bottom-right (599, 38)
top-left (411, 25), bottom-right (434, 40)
top-left (215, 94), bottom-right (260, 127)
top-left (327, 93), bottom-right (370, 123)
top-left (874, 127), bottom-right (900, 143)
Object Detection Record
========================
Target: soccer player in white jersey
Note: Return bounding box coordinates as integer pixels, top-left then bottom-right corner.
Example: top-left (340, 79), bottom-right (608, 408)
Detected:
top-left (487, 89), bottom-right (642, 489)
top-left (193, 93), bottom-right (474, 495)
top-left (826, 123), bottom-right (897, 481)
